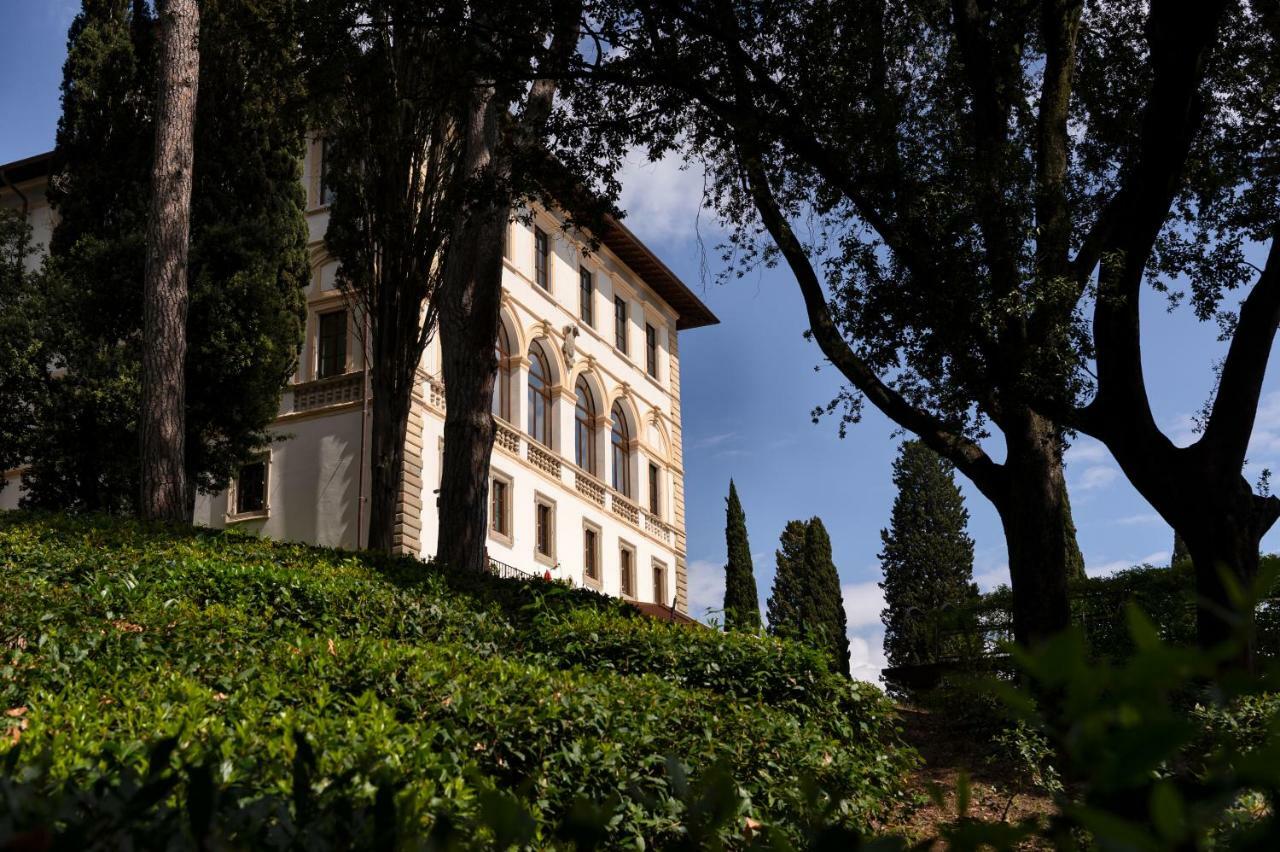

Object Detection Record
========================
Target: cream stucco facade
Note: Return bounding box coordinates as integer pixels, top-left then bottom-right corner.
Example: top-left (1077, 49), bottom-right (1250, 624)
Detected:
top-left (1, 142), bottom-right (716, 613)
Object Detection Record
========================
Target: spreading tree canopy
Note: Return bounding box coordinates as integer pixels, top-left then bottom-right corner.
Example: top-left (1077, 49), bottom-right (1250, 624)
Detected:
top-left (583, 0), bottom-right (1278, 657)
top-left (22, 0), bottom-right (307, 512)
top-left (879, 441), bottom-right (979, 668)
top-left (767, 517), bottom-right (850, 677)
top-left (0, 210), bottom-right (46, 486)
top-left (722, 479), bottom-right (760, 631)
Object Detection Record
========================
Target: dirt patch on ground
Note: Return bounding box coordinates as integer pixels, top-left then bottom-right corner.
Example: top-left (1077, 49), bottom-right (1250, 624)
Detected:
top-left (885, 706), bottom-right (1056, 846)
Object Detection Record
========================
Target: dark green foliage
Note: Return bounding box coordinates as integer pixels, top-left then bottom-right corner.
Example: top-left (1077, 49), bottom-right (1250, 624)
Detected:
top-left (879, 441), bottom-right (979, 668)
top-left (23, 0), bottom-right (306, 510)
top-left (1173, 532), bottom-right (1191, 567)
top-left (722, 479), bottom-right (761, 631)
top-left (0, 513), bottom-right (914, 846)
top-left (973, 555), bottom-right (1280, 662)
top-left (0, 211), bottom-right (46, 486)
top-left (768, 517), bottom-right (850, 677)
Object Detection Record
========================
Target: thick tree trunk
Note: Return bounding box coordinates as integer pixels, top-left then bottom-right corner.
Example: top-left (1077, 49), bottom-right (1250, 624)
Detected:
top-left (366, 365), bottom-right (414, 554)
top-left (997, 408), bottom-right (1075, 647)
top-left (435, 92), bottom-right (507, 573)
top-left (140, 0), bottom-right (199, 522)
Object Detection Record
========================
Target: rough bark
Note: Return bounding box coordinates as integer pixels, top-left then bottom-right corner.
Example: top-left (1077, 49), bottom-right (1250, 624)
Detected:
top-left (997, 408), bottom-right (1074, 646)
top-left (140, 0), bottom-right (199, 522)
top-left (366, 340), bottom-right (418, 553)
top-left (434, 0), bottom-right (581, 573)
top-left (435, 87), bottom-right (505, 572)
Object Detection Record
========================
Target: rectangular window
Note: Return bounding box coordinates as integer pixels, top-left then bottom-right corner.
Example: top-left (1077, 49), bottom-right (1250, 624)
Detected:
top-left (653, 560), bottom-right (667, 604)
top-left (489, 476), bottom-right (511, 541)
top-left (579, 267), bottom-right (593, 326)
top-left (502, 221), bottom-right (511, 259)
top-left (319, 138), bottom-right (336, 206)
top-left (614, 296), bottom-right (628, 353)
top-left (619, 544), bottom-right (634, 597)
top-left (645, 324), bottom-right (658, 378)
top-left (583, 526), bottom-right (600, 584)
top-left (648, 463), bottom-right (660, 515)
top-left (534, 227), bottom-right (550, 289)
top-left (535, 497), bottom-right (555, 562)
top-left (234, 458), bottom-right (267, 516)
top-left (317, 310), bottom-right (348, 378)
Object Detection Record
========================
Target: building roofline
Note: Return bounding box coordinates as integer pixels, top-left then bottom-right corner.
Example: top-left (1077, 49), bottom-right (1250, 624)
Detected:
top-left (599, 214), bottom-right (719, 331)
top-left (0, 150), bottom-right (53, 188)
top-left (0, 149), bottom-right (720, 330)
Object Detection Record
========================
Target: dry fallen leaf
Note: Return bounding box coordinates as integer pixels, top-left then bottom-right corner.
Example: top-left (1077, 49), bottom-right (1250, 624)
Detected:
top-left (5, 707), bottom-right (27, 718)
top-left (327, 638), bottom-right (336, 656)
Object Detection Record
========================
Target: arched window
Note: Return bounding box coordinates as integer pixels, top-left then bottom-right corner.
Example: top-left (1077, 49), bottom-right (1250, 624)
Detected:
top-left (491, 324), bottom-right (511, 421)
top-left (527, 342), bottom-right (553, 446)
top-left (575, 378), bottom-right (597, 475)
top-left (611, 402), bottom-right (631, 497)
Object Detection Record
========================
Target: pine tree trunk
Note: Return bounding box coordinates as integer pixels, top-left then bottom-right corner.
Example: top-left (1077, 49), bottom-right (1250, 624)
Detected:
top-left (435, 90), bottom-right (507, 572)
top-left (140, 0), bottom-right (199, 522)
top-left (997, 408), bottom-right (1074, 647)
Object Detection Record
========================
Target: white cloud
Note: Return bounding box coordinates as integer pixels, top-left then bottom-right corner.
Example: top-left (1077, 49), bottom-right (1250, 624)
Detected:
top-left (841, 581), bottom-right (885, 630)
top-left (687, 431), bottom-right (737, 451)
top-left (685, 558), bottom-right (726, 622)
top-left (848, 632), bottom-right (888, 686)
top-left (973, 566), bottom-right (1010, 590)
top-left (616, 150), bottom-right (717, 244)
top-left (1075, 465), bottom-right (1119, 492)
top-left (1115, 512), bottom-right (1163, 526)
top-left (1087, 550), bottom-right (1169, 577)
top-left (1066, 438), bottom-right (1110, 465)
top-left (1247, 391), bottom-right (1280, 458)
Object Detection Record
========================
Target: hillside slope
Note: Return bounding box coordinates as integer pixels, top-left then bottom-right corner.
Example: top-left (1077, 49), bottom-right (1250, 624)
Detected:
top-left (0, 513), bottom-right (914, 848)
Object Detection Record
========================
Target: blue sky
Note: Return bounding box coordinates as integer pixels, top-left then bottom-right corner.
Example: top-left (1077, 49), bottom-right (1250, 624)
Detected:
top-left (5, 3), bottom-right (1278, 681)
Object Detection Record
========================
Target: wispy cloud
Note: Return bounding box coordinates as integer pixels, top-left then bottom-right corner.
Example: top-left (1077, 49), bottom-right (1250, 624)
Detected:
top-left (616, 150), bottom-right (719, 244)
top-left (1066, 438), bottom-right (1110, 465)
top-left (848, 631), bottom-right (888, 686)
top-left (687, 431), bottom-right (737, 451)
top-left (1074, 465), bottom-right (1119, 492)
top-left (1115, 512), bottom-right (1163, 526)
top-left (1087, 550), bottom-right (1170, 577)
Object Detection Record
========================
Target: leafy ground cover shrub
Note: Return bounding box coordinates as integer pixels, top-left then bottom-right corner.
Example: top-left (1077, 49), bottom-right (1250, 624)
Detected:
top-left (0, 512), bottom-right (914, 848)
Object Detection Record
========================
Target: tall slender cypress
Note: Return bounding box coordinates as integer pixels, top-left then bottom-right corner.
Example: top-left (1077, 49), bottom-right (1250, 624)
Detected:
top-left (879, 441), bottom-right (979, 667)
top-left (767, 517), bottom-right (850, 676)
top-left (722, 479), bottom-right (761, 631)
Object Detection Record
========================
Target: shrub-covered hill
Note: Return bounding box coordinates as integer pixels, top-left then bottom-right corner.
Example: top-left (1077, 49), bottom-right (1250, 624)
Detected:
top-left (0, 513), bottom-right (913, 849)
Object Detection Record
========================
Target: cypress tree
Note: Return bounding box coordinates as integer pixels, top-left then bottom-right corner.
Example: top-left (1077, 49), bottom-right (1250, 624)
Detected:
top-left (767, 517), bottom-right (851, 677)
top-left (879, 441), bottom-right (979, 667)
top-left (24, 0), bottom-right (307, 511)
top-left (721, 479), bottom-right (760, 631)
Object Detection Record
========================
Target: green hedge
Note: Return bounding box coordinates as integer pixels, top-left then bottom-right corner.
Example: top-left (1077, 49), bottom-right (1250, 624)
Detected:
top-left (0, 513), bottom-right (914, 848)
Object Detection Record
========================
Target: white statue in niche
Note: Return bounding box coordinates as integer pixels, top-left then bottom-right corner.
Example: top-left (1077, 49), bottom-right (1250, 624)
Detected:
top-left (562, 324), bottom-right (580, 365)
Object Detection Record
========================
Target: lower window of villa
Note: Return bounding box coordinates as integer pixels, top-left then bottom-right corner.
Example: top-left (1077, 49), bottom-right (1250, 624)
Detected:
top-left (233, 459), bottom-right (268, 516)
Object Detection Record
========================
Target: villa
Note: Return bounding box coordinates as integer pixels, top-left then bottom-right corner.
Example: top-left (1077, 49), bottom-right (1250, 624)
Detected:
top-left (0, 141), bottom-right (717, 615)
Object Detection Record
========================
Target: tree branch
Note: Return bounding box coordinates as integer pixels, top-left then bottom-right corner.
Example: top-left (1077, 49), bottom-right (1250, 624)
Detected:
top-left (1201, 231), bottom-right (1280, 467)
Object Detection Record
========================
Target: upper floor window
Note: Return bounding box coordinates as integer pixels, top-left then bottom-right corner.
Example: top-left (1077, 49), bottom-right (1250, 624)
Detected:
top-left (645, 323), bottom-right (658, 378)
top-left (492, 324), bottom-right (512, 421)
top-left (319, 138), bottom-right (336, 207)
top-left (611, 402), bottom-right (631, 498)
top-left (317, 310), bottom-right (348, 378)
top-left (527, 342), bottom-right (553, 447)
top-left (575, 378), bottom-right (597, 475)
top-left (535, 496), bottom-right (556, 562)
top-left (648, 462), bottom-right (660, 515)
top-left (534, 227), bottom-right (550, 289)
top-left (614, 296), bottom-right (628, 353)
top-left (502, 221), bottom-right (511, 259)
top-left (579, 268), bottom-right (593, 327)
